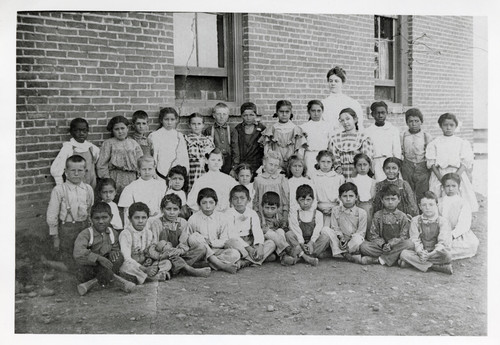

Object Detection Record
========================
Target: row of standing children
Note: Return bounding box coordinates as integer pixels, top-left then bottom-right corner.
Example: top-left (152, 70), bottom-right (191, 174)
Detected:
top-left (46, 99), bottom-right (479, 295)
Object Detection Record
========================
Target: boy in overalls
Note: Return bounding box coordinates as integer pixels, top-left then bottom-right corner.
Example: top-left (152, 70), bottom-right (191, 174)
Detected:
top-left (400, 191), bottom-right (453, 274)
top-left (359, 184), bottom-right (414, 265)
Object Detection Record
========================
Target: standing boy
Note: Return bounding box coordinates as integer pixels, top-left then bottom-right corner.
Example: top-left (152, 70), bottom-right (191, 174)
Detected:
top-left (203, 102), bottom-right (236, 174)
top-left (73, 202), bottom-right (135, 295)
top-left (130, 110), bottom-right (151, 156)
top-left (46, 155), bottom-right (94, 267)
top-left (225, 185), bottom-right (276, 268)
top-left (118, 155), bottom-right (167, 225)
top-left (359, 184), bottom-right (414, 265)
top-left (364, 101), bottom-right (401, 181)
top-left (400, 108), bottom-right (432, 203)
top-left (400, 191), bottom-right (453, 274)
top-left (231, 102), bottom-right (266, 175)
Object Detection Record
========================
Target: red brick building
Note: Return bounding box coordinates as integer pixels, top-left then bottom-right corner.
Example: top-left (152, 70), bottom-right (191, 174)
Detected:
top-left (16, 12), bottom-right (474, 229)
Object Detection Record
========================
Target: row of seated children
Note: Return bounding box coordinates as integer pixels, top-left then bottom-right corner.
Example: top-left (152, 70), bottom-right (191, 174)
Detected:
top-left (50, 152), bottom-right (477, 295)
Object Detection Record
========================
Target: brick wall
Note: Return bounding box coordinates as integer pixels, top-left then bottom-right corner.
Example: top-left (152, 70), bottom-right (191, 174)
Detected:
top-left (244, 14), bottom-right (374, 124)
top-left (406, 16), bottom-right (474, 140)
top-left (16, 12), bottom-right (474, 231)
top-left (16, 11), bottom-right (175, 220)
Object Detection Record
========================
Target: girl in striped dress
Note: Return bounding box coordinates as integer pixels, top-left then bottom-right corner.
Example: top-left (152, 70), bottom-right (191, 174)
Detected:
top-left (328, 108), bottom-right (373, 179)
top-left (184, 113), bottom-right (215, 190)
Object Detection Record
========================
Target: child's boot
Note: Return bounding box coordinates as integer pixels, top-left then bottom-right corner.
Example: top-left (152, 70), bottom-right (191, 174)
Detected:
top-left (430, 263), bottom-right (453, 275)
top-left (77, 278), bottom-right (98, 296)
top-left (113, 274), bottom-right (136, 292)
top-left (280, 254), bottom-right (297, 266)
top-left (301, 253), bottom-right (319, 266)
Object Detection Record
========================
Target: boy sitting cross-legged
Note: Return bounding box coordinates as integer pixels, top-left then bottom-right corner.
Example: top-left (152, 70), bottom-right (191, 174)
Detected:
top-left (149, 194), bottom-right (211, 278)
top-left (225, 185), bottom-right (277, 269)
top-left (399, 191), bottom-right (453, 274)
top-left (285, 184), bottom-right (337, 266)
top-left (328, 182), bottom-right (367, 263)
top-left (359, 184), bottom-right (414, 265)
top-left (259, 191), bottom-right (296, 266)
top-left (73, 202), bottom-right (135, 295)
top-left (119, 202), bottom-right (172, 284)
top-left (186, 188), bottom-right (240, 274)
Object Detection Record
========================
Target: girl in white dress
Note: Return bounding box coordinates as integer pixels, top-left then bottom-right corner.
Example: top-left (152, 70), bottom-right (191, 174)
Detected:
top-left (438, 173), bottom-right (479, 260)
top-left (426, 113), bottom-right (478, 212)
top-left (300, 100), bottom-right (333, 177)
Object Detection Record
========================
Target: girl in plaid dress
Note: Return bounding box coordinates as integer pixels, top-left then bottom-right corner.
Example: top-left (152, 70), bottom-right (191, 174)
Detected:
top-left (259, 100), bottom-right (307, 171)
top-left (184, 113), bottom-right (215, 190)
top-left (328, 108), bottom-right (374, 179)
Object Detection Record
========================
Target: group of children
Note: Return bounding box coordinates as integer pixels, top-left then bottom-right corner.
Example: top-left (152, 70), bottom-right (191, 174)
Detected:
top-left (46, 98), bottom-right (480, 295)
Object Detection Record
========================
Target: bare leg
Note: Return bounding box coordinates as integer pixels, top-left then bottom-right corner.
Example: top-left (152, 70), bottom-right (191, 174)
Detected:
top-left (208, 255), bottom-right (237, 274)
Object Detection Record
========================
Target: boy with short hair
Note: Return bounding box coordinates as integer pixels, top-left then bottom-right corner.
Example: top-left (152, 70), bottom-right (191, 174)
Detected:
top-left (118, 155), bottom-right (167, 224)
top-left (400, 191), bottom-right (453, 274)
top-left (149, 194), bottom-right (211, 277)
top-left (231, 102), bottom-right (266, 175)
top-left (364, 101), bottom-right (402, 181)
top-left (225, 185), bottom-right (277, 269)
top-left (286, 184), bottom-right (336, 266)
top-left (259, 192), bottom-right (296, 265)
top-left (46, 155), bottom-right (94, 267)
top-left (359, 184), bottom-right (414, 265)
top-left (400, 108), bottom-right (432, 203)
top-left (73, 202), bottom-right (135, 295)
top-left (203, 102), bottom-right (236, 174)
top-left (130, 110), bottom-right (151, 156)
top-left (186, 188), bottom-right (240, 273)
top-left (119, 202), bottom-right (172, 284)
top-left (329, 182), bottom-right (367, 263)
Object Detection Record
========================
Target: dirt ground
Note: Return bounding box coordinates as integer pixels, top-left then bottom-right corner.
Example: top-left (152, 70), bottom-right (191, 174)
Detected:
top-left (14, 196), bottom-right (487, 335)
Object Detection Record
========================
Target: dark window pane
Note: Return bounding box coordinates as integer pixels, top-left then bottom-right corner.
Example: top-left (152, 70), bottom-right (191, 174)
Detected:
top-left (380, 16), bottom-right (394, 39)
top-left (217, 14), bottom-right (225, 68)
top-left (375, 86), bottom-right (395, 102)
top-left (175, 75), bottom-right (227, 101)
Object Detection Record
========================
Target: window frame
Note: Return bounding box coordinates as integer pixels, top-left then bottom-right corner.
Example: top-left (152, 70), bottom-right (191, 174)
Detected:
top-left (173, 12), bottom-right (244, 110)
top-left (374, 15), bottom-right (409, 105)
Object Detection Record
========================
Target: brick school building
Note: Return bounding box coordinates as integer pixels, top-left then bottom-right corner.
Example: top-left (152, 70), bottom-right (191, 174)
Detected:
top-left (16, 12), bottom-right (474, 230)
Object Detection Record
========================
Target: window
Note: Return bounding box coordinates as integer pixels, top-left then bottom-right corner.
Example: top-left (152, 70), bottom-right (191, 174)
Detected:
top-left (374, 15), bottom-right (408, 104)
top-left (173, 12), bottom-right (243, 105)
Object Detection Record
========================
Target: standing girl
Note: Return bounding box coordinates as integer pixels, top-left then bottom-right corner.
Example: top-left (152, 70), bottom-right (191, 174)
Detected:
top-left (438, 173), bottom-right (479, 260)
top-left (187, 148), bottom-right (238, 213)
top-left (426, 113), bottom-right (478, 212)
top-left (51, 118), bottom-right (100, 189)
top-left (259, 100), bottom-right (307, 171)
top-left (184, 113), bottom-right (215, 189)
top-left (96, 178), bottom-right (123, 232)
top-left (147, 107), bottom-right (189, 180)
top-left (329, 108), bottom-right (373, 179)
top-left (373, 157), bottom-right (419, 217)
top-left (165, 165), bottom-right (191, 220)
top-left (350, 153), bottom-right (376, 233)
top-left (286, 155), bottom-right (317, 211)
top-left (300, 100), bottom-right (333, 177)
top-left (310, 150), bottom-right (345, 225)
top-left (97, 116), bottom-right (143, 195)
top-left (234, 163), bottom-right (255, 209)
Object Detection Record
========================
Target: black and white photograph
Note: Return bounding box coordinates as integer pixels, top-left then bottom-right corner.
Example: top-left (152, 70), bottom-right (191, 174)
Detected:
top-left (5, 0), bottom-right (498, 342)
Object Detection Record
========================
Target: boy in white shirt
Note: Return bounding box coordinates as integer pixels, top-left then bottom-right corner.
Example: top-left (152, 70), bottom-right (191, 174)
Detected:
top-left (364, 101), bottom-right (401, 181)
top-left (118, 156), bottom-right (166, 226)
top-left (225, 185), bottom-right (276, 269)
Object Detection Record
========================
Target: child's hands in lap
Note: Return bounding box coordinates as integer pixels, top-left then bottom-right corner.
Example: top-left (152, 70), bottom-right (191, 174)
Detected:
top-left (109, 251), bottom-right (120, 262)
top-left (382, 243), bottom-right (391, 252)
top-left (388, 238), bottom-right (401, 247)
top-left (300, 243), bottom-right (309, 254)
top-left (306, 242), bottom-right (314, 255)
top-left (418, 250), bottom-right (429, 262)
top-left (254, 244), bottom-right (264, 261)
top-left (97, 256), bottom-right (113, 270)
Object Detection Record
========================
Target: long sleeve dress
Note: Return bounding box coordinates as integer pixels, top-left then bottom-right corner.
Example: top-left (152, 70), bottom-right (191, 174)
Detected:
top-left (147, 127), bottom-right (190, 178)
top-left (184, 133), bottom-right (215, 189)
top-left (259, 121), bottom-right (307, 170)
top-left (300, 119), bottom-right (333, 177)
top-left (439, 194), bottom-right (479, 260)
top-left (364, 122), bottom-right (401, 181)
top-left (426, 135), bottom-right (478, 212)
top-left (96, 137), bottom-right (143, 194)
top-left (328, 131), bottom-right (374, 179)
